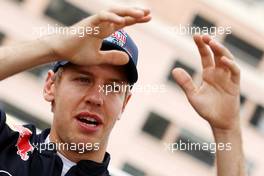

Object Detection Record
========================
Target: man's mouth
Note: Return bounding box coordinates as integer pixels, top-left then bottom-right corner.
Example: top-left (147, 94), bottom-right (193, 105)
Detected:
top-left (75, 112), bottom-right (103, 132)
top-left (77, 116), bottom-right (100, 127)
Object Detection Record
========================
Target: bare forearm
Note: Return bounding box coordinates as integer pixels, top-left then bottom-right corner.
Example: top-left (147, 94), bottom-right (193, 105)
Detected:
top-left (0, 38), bottom-right (57, 80)
top-left (212, 124), bottom-right (246, 176)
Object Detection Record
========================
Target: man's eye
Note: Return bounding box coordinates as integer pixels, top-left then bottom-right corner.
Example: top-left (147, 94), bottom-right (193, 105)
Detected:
top-left (76, 77), bottom-right (91, 83)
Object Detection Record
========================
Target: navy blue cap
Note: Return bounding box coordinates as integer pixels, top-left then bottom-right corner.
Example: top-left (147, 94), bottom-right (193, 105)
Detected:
top-left (52, 29), bottom-right (138, 84)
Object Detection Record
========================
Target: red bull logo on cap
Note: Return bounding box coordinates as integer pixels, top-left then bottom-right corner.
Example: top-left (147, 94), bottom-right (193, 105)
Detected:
top-left (111, 30), bottom-right (127, 47)
top-left (13, 125), bottom-right (34, 161)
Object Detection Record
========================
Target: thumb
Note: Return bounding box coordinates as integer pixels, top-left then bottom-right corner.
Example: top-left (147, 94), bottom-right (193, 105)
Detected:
top-left (172, 68), bottom-right (197, 97)
top-left (98, 50), bottom-right (129, 65)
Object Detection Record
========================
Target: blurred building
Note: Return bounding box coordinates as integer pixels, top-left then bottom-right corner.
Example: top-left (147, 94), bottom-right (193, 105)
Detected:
top-left (0, 0), bottom-right (264, 176)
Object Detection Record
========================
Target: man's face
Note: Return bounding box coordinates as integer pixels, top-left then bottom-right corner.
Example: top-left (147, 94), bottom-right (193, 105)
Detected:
top-left (44, 64), bottom-right (131, 151)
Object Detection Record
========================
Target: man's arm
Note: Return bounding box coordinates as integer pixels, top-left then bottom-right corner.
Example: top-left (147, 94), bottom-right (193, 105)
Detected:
top-left (0, 6), bottom-right (151, 80)
top-left (212, 126), bottom-right (245, 176)
top-left (0, 39), bottom-right (55, 80)
top-left (172, 35), bottom-right (246, 176)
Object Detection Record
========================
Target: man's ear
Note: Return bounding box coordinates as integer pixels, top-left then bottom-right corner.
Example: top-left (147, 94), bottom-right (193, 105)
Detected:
top-left (121, 91), bottom-right (132, 113)
top-left (43, 70), bottom-right (56, 102)
top-left (117, 92), bottom-right (132, 121)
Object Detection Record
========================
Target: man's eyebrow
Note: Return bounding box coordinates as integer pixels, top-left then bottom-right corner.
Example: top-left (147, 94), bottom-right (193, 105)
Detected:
top-left (72, 68), bottom-right (127, 83)
top-left (72, 68), bottom-right (93, 76)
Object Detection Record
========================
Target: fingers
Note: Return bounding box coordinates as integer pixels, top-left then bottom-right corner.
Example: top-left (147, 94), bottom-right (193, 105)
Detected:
top-left (109, 6), bottom-right (147, 18)
top-left (220, 56), bottom-right (240, 84)
top-left (202, 35), bottom-right (234, 61)
top-left (172, 68), bottom-right (197, 96)
top-left (122, 15), bottom-right (152, 26)
top-left (201, 35), bottom-right (240, 84)
top-left (111, 15), bottom-right (151, 32)
top-left (193, 34), bottom-right (214, 69)
top-left (98, 50), bottom-right (129, 65)
top-left (90, 11), bottom-right (125, 26)
top-left (93, 7), bottom-right (151, 26)
top-left (194, 35), bottom-right (240, 84)
top-left (110, 7), bottom-right (151, 29)
top-left (85, 7), bottom-right (151, 37)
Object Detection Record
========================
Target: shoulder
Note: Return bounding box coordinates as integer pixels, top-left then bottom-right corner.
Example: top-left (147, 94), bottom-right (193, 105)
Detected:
top-left (0, 109), bottom-right (6, 124)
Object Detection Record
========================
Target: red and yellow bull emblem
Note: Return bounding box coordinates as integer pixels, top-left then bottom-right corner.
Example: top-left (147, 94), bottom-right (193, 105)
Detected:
top-left (13, 125), bottom-right (34, 161)
top-left (111, 30), bottom-right (127, 47)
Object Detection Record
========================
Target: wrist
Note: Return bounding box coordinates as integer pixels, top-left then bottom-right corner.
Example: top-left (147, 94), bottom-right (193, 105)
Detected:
top-left (211, 121), bottom-right (241, 140)
top-left (38, 35), bottom-right (61, 62)
top-left (208, 114), bottom-right (240, 135)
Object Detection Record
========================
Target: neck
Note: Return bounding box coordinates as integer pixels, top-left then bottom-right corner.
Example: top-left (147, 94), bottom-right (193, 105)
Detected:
top-left (57, 146), bottom-right (106, 163)
top-left (49, 129), bottom-right (107, 163)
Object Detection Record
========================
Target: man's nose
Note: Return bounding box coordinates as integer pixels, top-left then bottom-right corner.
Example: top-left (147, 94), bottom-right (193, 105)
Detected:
top-left (84, 84), bottom-right (104, 107)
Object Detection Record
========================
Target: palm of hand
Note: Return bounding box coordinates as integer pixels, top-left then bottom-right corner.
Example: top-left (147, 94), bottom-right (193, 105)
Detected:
top-left (189, 67), bottom-right (240, 129)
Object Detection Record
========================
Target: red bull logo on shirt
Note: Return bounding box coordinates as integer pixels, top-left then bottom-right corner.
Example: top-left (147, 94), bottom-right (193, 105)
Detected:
top-left (13, 125), bottom-right (34, 161)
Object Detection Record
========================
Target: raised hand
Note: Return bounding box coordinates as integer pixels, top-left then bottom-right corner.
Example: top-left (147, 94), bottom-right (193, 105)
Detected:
top-left (172, 35), bottom-right (240, 130)
top-left (42, 6), bottom-right (151, 66)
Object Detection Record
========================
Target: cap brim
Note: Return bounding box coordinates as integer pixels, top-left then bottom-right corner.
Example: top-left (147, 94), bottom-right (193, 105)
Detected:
top-left (101, 41), bottom-right (138, 84)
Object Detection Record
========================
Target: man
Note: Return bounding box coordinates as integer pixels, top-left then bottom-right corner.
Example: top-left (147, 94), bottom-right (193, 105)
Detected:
top-left (0, 6), bottom-right (245, 176)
